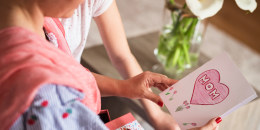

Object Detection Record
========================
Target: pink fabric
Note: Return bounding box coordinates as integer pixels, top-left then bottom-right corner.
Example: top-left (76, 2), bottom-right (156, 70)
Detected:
top-left (0, 27), bottom-right (101, 129)
top-left (44, 17), bottom-right (71, 55)
top-left (105, 113), bottom-right (136, 129)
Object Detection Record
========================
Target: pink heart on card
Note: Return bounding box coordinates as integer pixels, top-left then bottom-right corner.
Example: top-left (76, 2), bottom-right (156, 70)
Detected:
top-left (190, 69), bottom-right (229, 105)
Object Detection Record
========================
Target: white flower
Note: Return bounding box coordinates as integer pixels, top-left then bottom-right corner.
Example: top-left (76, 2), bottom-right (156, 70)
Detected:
top-left (235, 0), bottom-right (257, 12)
top-left (185, 0), bottom-right (258, 20)
top-left (185, 0), bottom-right (224, 20)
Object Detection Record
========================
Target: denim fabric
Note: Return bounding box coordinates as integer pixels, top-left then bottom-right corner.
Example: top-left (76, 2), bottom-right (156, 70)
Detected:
top-left (10, 84), bottom-right (107, 130)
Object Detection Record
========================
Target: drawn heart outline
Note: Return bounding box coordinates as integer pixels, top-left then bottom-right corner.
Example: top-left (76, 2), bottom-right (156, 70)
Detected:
top-left (190, 69), bottom-right (229, 105)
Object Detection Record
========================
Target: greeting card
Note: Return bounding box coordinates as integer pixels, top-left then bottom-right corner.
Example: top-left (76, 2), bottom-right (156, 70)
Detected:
top-left (159, 53), bottom-right (257, 129)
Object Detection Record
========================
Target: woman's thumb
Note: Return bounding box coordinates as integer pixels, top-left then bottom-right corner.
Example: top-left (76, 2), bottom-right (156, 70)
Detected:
top-left (144, 91), bottom-right (164, 107)
top-left (201, 117), bottom-right (220, 130)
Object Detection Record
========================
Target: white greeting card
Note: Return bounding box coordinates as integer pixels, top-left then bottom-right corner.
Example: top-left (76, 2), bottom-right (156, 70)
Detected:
top-left (159, 53), bottom-right (257, 129)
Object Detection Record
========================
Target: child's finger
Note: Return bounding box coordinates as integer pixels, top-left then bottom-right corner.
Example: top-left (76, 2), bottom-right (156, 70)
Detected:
top-left (143, 90), bottom-right (164, 107)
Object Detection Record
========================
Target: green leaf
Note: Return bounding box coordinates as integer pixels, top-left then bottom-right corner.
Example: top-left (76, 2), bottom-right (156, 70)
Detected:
top-left (169, 0), bottom-right (175, 5)
top-left (66, 108), bottom-right (72, 114)
top-left (31, 115), bottom-right (38, 120)
top-left (175, 106), bottom-right (184, 112)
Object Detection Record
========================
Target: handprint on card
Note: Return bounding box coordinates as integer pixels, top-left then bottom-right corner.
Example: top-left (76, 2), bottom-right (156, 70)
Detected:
top-left (165, 87), bottom-right (178, 101)
top-left (175, 100), bottom-right (191, 112)
top-left (183, 122), bottom-right (197, 126)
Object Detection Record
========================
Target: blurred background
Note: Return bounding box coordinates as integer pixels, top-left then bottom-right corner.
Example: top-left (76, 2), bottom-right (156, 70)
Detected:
top-left (85, 0), bottom-right (260, 129)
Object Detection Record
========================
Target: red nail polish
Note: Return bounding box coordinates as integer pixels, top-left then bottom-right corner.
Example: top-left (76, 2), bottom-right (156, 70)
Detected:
top-left (41, 100), bottom-right (48, 107)
top-left (158, 101), bottom-right (164, 107)
top-left (215, 117), bottom-right (222, 124)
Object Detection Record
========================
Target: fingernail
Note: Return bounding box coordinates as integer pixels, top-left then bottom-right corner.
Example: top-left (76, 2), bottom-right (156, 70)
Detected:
top-left (157, 101), bottom-right (164, 107)
top-left (215, 117), bottom-right (222, 124)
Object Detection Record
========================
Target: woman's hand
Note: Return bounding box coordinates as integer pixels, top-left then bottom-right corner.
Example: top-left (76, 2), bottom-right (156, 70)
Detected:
top-left (92, 71), bottom-right (176, 106)
top-left (118, 71), bottom-right (177, 106)
top-left (189, 117), bottom-right (221, 130)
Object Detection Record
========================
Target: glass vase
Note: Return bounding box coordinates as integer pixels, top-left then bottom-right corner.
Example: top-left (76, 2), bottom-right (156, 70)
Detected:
top-left (154, 0), bottom-right (207, 79)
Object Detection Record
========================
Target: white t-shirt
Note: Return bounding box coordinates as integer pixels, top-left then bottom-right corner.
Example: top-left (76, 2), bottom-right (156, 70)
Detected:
top-left (60, 0), bottom-right (113, 62)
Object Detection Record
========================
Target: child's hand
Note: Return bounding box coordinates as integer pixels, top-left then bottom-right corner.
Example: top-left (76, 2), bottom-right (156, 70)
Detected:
top-left (119, 71), bottom-right (177, 107)
top-left (189, 117), bottom-right (221, 130)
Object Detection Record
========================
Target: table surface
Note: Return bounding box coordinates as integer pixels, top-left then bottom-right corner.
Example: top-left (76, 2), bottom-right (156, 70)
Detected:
top-left (81, 32), bottom-right (260, 130)
top-left (82, 32), bottom-right (210, 79)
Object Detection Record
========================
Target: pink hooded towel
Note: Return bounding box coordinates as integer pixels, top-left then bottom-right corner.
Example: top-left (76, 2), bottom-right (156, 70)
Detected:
top-left (0, 20), bottom-right (101, 129)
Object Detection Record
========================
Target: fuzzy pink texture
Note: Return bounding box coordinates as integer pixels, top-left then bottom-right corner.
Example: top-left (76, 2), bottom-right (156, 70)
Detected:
top-left (0, 26), bottom-right (101, 129)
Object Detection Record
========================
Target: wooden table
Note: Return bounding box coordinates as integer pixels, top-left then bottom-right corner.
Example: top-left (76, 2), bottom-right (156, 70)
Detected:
top-left (81, 32), bottom-right (210, 79)
top-left (81, 32), bottom-right (260, 129)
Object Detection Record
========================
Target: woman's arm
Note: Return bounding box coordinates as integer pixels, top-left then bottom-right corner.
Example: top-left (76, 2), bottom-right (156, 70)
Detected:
top-left (93, 0), bottom-right (139, 79)
top-left (93, 1), bottom-right (180, 129)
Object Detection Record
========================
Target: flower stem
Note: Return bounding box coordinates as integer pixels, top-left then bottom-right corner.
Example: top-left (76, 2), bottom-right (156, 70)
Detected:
top-left (182, 43), bottom-right (191, 66)
top-left (171, 46), bottom-right (181, 67)
top-left (156, 2), bottom-right (201, 75)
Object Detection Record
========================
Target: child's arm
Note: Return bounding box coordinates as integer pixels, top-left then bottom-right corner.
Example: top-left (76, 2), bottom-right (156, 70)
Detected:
top-left (93, 0), bottom-right (180, 129)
